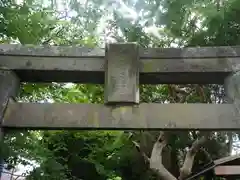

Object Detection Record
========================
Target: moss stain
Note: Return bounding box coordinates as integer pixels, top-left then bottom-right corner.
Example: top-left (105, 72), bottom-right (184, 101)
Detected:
top-left (142, 61), bottom-right (154, 72)
top-left (88, 112), bottom-right (99, 127)
top-left (25, 44), bottom-right (36, 47)
top-left (119, 106), bottom-right (127, 114)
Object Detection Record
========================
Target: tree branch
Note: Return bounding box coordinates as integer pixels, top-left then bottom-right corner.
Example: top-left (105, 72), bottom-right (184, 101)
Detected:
top-left (168, 85), bottom-right (178, 102)
top-left (133, 132), bottom-right (177, 180)
top-left (199, 147), bottom-right (212, 163)
top-left (228, 132), bottom-right (233, 155)
top-left (179, 133), bottom-right (209, 180)
top-left (133, 131), bottom-right (211, 180)
top-left (42, 27), bottom-right (65, 45)
top-left (150, 132), bottom-right (177, 180)
top-left (132, 140), bottom-right (149, 165)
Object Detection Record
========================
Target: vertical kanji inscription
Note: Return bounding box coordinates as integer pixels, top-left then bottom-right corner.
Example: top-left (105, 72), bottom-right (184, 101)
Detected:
top-left (104, 43), bottom-right (139, 104)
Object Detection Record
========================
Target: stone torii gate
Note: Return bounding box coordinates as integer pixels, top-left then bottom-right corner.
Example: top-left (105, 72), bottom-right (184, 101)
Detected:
top-left (0, 43), bottom-right (240, 133)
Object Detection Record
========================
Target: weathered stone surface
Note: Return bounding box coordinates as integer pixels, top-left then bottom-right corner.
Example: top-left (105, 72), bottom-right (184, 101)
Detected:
top-left (0, 44), bottom-right (105, 57)
top-left (0, 70), bottom-right (19, 174)
top-left (0, 56), bottom-right (237, 84)
top-left (1, 44), bottom-right (240, 58)
top-left (1, 44), bottom-right (240, 84)
top-left (3, 102), bottom-right (240, 130)
top-left (104, 43), bottom-right (139, 103)
top-left (0, 70), bottom-right (20, 126)
top-left (224, 71), bottom-right (240, 116)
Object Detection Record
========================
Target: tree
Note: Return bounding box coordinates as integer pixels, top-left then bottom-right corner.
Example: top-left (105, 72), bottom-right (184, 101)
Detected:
top-left (1, 0), bottom-right (240, 179)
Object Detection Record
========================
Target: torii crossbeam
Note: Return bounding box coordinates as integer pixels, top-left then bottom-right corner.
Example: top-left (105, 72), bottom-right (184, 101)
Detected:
top-left (1, 43), bottom-right (240, 130)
